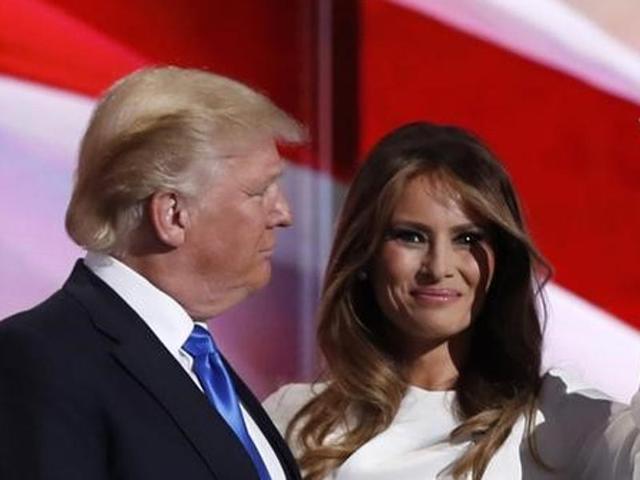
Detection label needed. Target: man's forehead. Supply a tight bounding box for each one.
[211,132,276,154]
[214,140,284,178]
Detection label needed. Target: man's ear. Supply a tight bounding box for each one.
[148,191,190,247]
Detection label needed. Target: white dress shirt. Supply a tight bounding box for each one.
[85,252,286,480]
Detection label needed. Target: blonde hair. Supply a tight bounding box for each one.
[288,122,551,479]
[66,66,305,254]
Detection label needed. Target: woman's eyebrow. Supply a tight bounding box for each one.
[389,220,431,233]
[450,223,483,234]
[390,220,481,234]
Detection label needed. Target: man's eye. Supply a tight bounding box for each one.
[252,182,279,198]
[389,229,426,244]
[248,186,269,198]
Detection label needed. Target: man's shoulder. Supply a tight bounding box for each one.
[0,273,103,371]
[0,293,102,404]
[0,287,86,337]
[1,260,95,328]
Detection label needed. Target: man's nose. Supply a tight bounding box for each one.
[270,187,293,228]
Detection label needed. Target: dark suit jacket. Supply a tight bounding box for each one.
[0,261,301,480]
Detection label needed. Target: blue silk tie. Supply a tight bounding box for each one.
[183,325,271,480]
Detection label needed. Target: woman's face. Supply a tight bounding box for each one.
[371,175,495,352]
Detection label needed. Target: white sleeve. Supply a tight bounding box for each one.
[263,383,336,479]
[537,370,640,479]
[263,383,321,438]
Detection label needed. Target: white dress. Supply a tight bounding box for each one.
[263,370,640,479]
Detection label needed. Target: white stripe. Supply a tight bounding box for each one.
[543,282,640,403]
[0,76,85,302]
[392,0,640,105]
[0,74,94,164]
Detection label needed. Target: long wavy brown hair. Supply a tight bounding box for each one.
[287,122,552,479]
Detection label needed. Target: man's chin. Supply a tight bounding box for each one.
[252,263,272,290]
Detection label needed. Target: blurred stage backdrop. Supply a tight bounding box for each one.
[1,0,639,400]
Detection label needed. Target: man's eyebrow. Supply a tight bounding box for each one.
[266,170,285,183]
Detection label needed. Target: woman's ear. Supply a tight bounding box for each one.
[148,191,190,247]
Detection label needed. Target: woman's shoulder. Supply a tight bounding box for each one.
[263,382,327,436]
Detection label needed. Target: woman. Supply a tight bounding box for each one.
[264,122,639,479]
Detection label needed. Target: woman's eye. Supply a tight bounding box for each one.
[390,229,426,244]
[456,231,484,246]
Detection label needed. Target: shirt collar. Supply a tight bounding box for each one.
[84,252,196,359]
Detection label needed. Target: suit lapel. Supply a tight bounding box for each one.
[63,262,259,480]
[227,362,302,480]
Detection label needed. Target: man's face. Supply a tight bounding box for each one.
[182,139,292,318]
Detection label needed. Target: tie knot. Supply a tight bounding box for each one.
[183,325,218,358]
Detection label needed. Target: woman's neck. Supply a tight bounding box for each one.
[402,333,469,391]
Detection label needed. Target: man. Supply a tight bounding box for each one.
[0,67,305,479]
